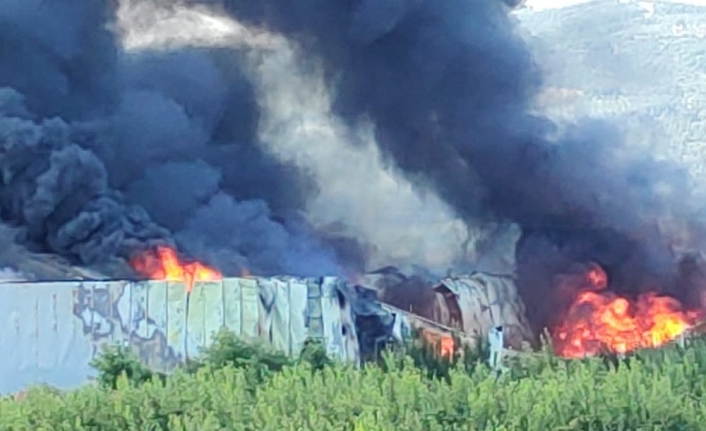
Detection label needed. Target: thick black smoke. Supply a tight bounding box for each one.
[195,0,706,329]
[0,0,342,276]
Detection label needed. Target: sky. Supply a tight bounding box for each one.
[523,0,706,10]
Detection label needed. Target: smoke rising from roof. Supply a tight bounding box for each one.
[0,0,344,277]
[187,0,706,326]
[117,0,495,274]
[189,0,696,231]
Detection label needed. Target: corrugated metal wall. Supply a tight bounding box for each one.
[0,277,360,394]
[0,273,532,394]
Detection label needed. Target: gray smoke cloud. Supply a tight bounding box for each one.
[0,0,343,277]
[190,0,695,229]
[115,0,514,275]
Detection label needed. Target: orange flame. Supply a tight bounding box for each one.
[440,336,455,357]
[130,246,222,293]
[421,330,455,357]
[553,265,701,358]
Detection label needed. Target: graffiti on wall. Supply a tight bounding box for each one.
[72,280,183,372]
[0,276,368,393]
[71,277,363,373]
[0,272,532,393]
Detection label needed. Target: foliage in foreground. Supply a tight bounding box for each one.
[4,331,706,431]
[90,329,332,391]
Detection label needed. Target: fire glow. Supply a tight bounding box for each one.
[552,264,702,358]
[130,246,222,293]
[422,331,455,358]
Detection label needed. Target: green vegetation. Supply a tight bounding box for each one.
[3,330,706,430]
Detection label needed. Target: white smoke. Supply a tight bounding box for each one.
[117,0,278,51]
[247,43,470,271]
[0,267,26,282]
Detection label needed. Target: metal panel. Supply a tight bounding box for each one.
[239,278,260,339]
[184,280,224,359]
[105,281,130,347]
[184,292,202,359]
[130,281,151,342]
[306,279,324,340]
[200,280,225,347]
[166,281,188,364]
[0,282,95,393]
[256,278,280,349]
[319,277,347,361]
[287,278,309,356]
[11,284,37,374]
[36,285,60,371]
[144,281,169,371]
[222,278,242,337]
[260,277,306,355]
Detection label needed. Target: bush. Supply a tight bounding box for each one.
[91,329,340,391]
[186,329,296,388]
[4,330,706,430]
[90,344,166,390]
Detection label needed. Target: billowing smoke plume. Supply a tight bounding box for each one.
[1,0,511,279]
[186,0,706,329]
[115,0,491,274]
[189,0,694,227]
[0,0,342,276]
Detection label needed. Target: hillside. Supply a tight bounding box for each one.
[517,0,706,180]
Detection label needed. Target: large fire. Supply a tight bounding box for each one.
[130,246,222,293]
[128,246,700,357]
[553,264,702,358]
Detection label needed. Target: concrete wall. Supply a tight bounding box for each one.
[0,277,362,394]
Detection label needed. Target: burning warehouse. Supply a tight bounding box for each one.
[1,0,706,391]
[0,248,534,393]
